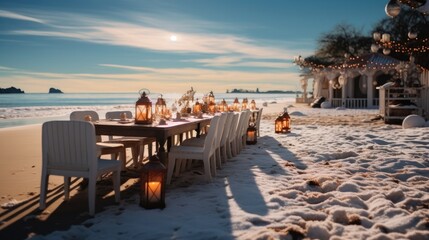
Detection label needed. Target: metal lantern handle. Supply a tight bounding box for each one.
[139,88,151,97]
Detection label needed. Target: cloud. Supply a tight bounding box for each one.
[0,10,44,23]
[190,56,295,68]
[6,10,306,60]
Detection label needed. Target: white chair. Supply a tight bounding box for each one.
[105,111,156,163]
[236,110,251,154]
[180,113,227,171]
[219,112,234,162]
[226,113,240,158]
[255,108,263,137]
[70,110,140,170]
[167,115,220,184]
[40,120,121,216]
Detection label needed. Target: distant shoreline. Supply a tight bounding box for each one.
[227,89,301,94]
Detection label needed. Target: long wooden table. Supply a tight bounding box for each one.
[94,117,212,163]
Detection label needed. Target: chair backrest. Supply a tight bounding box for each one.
[237,110,251,138]
[106,111,133,120]
[42,120,97,174]
[228,113,240,143]
[203,115,220,156]
[214,113,227,148]
[70,110,102,142]
[70,110,100,121]
[220,112,234,146]
[255,108,263,134]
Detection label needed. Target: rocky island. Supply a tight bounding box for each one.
[49,88,63,93]
[0,87,25,94]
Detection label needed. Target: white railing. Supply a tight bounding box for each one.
[295,97,314,104]
[331,98,379,109]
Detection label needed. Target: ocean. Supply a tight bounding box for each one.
[0,92,296,129]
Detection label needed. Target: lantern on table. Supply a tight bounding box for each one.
[135,89,153,124]
[208,91,215,105]
[193,98,202,115]
[219,99,228,112]
[275,115,283,133]
[155,94,167,118]
[140,155,166,209]
[246,123,257,145]
[242,98,248,110]
[250,99,256,110]
[281,107,291,133]
[232,98,240,111]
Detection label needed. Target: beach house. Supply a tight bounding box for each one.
[297,53,429,121]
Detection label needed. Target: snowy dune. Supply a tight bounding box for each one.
[27,106,429,240]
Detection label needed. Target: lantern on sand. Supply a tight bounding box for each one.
[281,107,291,133]
[135,89,152,124]
[155,94,167,118]
[275,115,283,133]
[140,155,166,209]
[246,123,257,145]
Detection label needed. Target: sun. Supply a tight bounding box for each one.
[170,35,177,42]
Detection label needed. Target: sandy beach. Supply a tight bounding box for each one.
[1,101,428,240]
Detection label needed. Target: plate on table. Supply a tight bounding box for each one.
[118,119,134,124]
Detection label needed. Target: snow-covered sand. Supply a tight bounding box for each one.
[26,105,429,240]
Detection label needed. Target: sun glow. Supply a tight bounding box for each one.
[170,35,177,42]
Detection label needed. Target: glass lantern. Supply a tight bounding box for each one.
[135,90,153,124]
[220,99,228,112]
[281,107,291,133]
[241,98,248,110]
[208,91,215,105]
[275,115,283,133]
[250,99,256,110]
[155,94,167,118]
[193,98,202,115]
[208,101,216,115]
[232,98,240,112]
[246,123,257,145]
[140,155,166,209]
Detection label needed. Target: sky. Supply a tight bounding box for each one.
[0,0,388,93]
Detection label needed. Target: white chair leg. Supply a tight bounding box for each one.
[204,158,212,182]
[167,155,176,185]
[64,177,70,201]
[210,156,216,177]
[174,159,183,177]
[113,170,120,202]
[39,173,49,210]
[88,177,96,216]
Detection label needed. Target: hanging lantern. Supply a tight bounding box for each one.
[241,98,248,110]
[281,107,291,133]
[275,115,283,133]
[135,90,153,124]
[250,99,256,110]
[246,123,257,145]
[140,155,166,209]
[232,98,240,111]
[385,0,401,18]
[193,98,202,115]
[155,94,167,118]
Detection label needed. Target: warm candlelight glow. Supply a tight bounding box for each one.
[145,181,161,203]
